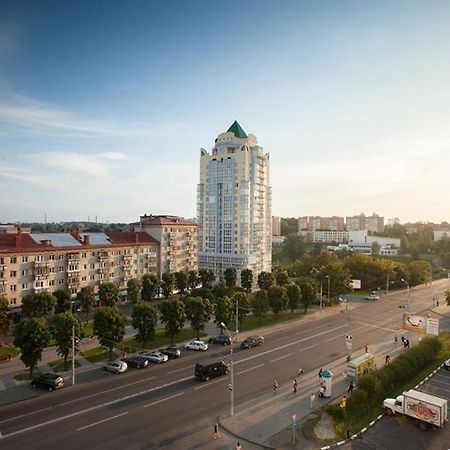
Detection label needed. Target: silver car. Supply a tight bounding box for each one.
[104,360,128,374]
[141,351,169,364]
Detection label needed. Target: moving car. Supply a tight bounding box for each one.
[209,335,231,345]
[195,359,229,381]
[365,291,380,301]
[241,336,264,349]
[121,356,149,369]
[159,346,181,359]
[185,340,208,351]
[141,351,169,364]
[104,360,128,374]
[31,373,64,391]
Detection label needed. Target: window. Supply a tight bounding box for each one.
[10,298,16,305]
[82,276,86,281]
[49,254,55,260]
[91,264,95,269]
[10,257,17,264]
[10,271,17,277]
[22,256,28,263]
[58,255,64,260]
[82,253,87,258]
[58,279,64,286]
[84,264,87,270]
[10,285,16,292]
[90,275,94,281]
[22,269,28,276]
[49,280,55,286]
[22,283,28,290]
[58,267,64,272]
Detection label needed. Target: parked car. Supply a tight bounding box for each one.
[185,340,209,351]
[31,373,64,391]
[121,356,149,369]
[141,351,169,364]
[444,358,450,370]
[104,360,128,374]
[365,291,380,301]
[195,359,229,381]
[241,336,264,349]
[159,346,181,359]
[209,335,231,345]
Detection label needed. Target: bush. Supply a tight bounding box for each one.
[349,388,368,406]
[327,404,345,420]
[356,373,382,399]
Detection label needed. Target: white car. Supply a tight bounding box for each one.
[141,351,169,364]
[185,340,208,351]
[104,360,128,374]
[444,359,450,370]
[365,291,380,301]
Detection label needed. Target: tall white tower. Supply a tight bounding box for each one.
[197,121,272,282]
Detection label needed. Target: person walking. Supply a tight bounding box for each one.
[318,368,323,379]
[364,344,369,353]
[394,334,398,344]
[406,339,410,348]
[385,354,390,365]
[298,367,303,377]
[213,422,220,440]
[310,392,316,409]
[236,443,242,450]
[348,380,355,393]
[273,379,278,393]
[293,378,298,394]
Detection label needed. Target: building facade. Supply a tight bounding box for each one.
[197,121,271,281]
[272,216,281,236]
[0,229,159,308]
[299,230,349,244]
[298,216,345,231]
[135,214,198,276]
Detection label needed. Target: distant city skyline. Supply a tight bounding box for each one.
[1,1,450,223]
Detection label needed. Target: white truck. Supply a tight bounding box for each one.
[383,389,448,429]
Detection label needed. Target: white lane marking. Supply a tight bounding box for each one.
[168,367,190,374]
[353,321,396,332]
[235,324,349,366]
[237,364,264,375]
[270,353,294,363]
[76,412,128,431]
[0,406,52,425]
[299,343,319,352]
[0,375,193,439]
[193,378,225,390]
[143,392,184,408]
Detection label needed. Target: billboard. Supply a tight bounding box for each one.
[426,318,440,336]
[351,279,361,289]
[402,313,426,334]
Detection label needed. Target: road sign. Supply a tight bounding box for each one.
[228,383,233,391]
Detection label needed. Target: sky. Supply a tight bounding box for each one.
[1,0,450,224]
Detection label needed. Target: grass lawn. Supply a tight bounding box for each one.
[0,346,19,358]
[14,368,41,381]
[81,346,118,363]
[48,358,81,372]
[239,312,304,332]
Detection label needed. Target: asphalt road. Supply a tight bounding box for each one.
[1,280,449,450]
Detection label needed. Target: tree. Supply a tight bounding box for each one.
[53,288,72,314]
[446,290,450,306]
[93,307,126,360]
[198,269,215,288]
[21,291,57,318]
[175,271,189,296]
[251,290,269,323]
[257,271,275,290]
[267,285,286,315]
[371,241,381,256]
[214,296,233,331]
[98,282,120,307]
[127,278,141,304]
[314,263,352,299]
[184,296,213,339]
[284,233,307,261]
[159,300,186,344]
[241,269,254,292]
[188,270,199,291]
[408,260,431,286]
[0,296,10,346]
[142,273,159,301]
[285,284,301,313]
[299,281,316,313]
[275,270,289,286]
[131,302,158,347]
[224,267,237,289]
[232,292,251,327]
[77,286,95,322]
[52,312,83,371]
[161,272,175,298]
[14,317,50,378]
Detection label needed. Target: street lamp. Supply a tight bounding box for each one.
[400,278,410,312]
[220,322,234,417]
[326,275,331,303]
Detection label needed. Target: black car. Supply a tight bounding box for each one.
[121,356,149,369]
[241,336,264,349]
[195,359,229,381]
[31,373,64,391]
[209,335,231,345]
[159,346,181,359]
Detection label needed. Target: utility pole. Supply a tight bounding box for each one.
[235,298,239,344]
[72,324,75,386]
[386,273,389,295]
[319,282,323,314]
[221,322,234,416]
[326,275,331,303]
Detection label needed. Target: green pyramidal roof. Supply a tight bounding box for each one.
[227,120,247,138]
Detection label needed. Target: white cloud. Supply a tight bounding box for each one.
[99,152,129,161]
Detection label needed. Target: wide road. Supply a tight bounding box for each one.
[1,280,449,449]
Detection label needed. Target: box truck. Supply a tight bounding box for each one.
[383,389,448,429]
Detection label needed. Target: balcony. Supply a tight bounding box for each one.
[34,261,48,268]
[67,253,80,262]
[67,266,80,273]
[34,284,48,291]
[34,273,49,281]
[0,264,7,270]
[123,254,132,260]
[0,279,6,286]
[97,267,107,274]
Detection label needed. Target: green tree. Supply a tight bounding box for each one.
[198,269,215,288]
[240,269,253,292]
[142,273,159,301]
[98,282,120,307]
[285,283,301,313]
[257,271,275,290]
[275,270,289,286]
[175,271,189,296]
[281,218,299,236]
[53,288,72,314]
[131,302,158,347]
[159,300,186,344]
[251,290,269,323]
[284,233,307,261]
[299,280,316,313]
[93,307,126,360]
[14,317,50,378]
[214,296,233,331]
[77,286,95,322]
[315,263,352,299]
[232,292,250,328]
[0,296,10,346]
[267,285,286,315]
[188,270,199,291]
[21,291,57,318]
[161,272,175,298]
[408,260,431,286]
[224,267,237,289]
[184,296,213,339]
[52,312,83,371]
[371,241,381,256]
[127,278,142,304]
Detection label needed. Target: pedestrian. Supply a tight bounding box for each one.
[298,367,303,377]
[385,354,390,365]
[394,334,398,344]
[236,443,242,450]
[293,378,298,394]
[433,298,436,308]
[348,380,355,393]
[403,339,407,349]
[437,299,440,307]
[406,339,410,348]
[213,422,220,440]
[364,344,369,353]
[401,336,405,344]
[273,379,278,393]
[318,386,326,398]
[310,392,316,409]
[318,368,323,378]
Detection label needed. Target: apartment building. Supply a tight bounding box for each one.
[135,214,198,275]
[197,121,271,281]
[298,216,345,231]
[346,213,384,233]
[299,230,349,244]
[0,229,159,308]
[272,216,281,236]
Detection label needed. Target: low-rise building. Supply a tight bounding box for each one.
[299,230,349,244]
[434,230,450,241]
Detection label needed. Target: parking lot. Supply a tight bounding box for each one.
[344,363,450,450]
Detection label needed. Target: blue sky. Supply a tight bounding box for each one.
[1,0,450,223]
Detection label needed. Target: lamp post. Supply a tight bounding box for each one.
[319,282,323,314]
[400,278,410,312]
[220,322,234,416]
[326,275,330,303]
